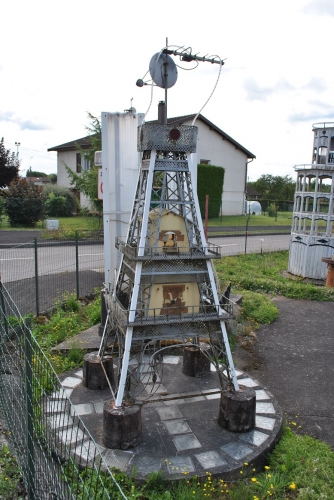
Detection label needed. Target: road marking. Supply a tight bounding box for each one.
[218,244,238,247]
[78,253,104,257]
[0,257,34,261]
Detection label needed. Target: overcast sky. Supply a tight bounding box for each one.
[1,0,334,181]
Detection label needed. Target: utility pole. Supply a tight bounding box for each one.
[15,142,21,160]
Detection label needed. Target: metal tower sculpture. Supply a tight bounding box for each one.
[102,45,239,410]
[288,122,334,280]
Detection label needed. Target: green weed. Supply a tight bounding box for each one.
[0,444,24,498]
[216,251,334,302]
[239,290,279,325]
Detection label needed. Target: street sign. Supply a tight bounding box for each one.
[98,168,103,200]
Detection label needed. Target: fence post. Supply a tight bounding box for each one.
[34,238,39,316]
[0,278,9,337]
[24,317,35,500]
[204,195,209,240]
[244,209,250,254]
[75,231,79,300]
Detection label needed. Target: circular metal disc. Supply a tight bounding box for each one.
[149,52,178,89]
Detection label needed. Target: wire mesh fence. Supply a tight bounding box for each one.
[0,281,127,500]
[0,232,104,316]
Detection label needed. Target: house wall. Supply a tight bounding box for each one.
[57,150,91,208]
[184,119,248,216]
[55,118,250,216]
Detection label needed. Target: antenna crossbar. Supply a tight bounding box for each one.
[163,49,224,65]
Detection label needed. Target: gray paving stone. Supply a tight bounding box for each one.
[156,406,183,420]
[145,401,165,408]
[256,402,275,414]
[141,373,161,384]
[46,399,67,414]
[195,450,227,469]
[164,419,192,435]
[48,414,73,430]
[238,377,258,388]
[134,456,161,474]
[255,389,270,401]
[70,403,94,416]
[58,427,86,445]
[163,356,182,364]
[185,396,206,403]
[206,393,220,400]
[51,388,73,400]
[220,441,253,460]
[72,442,105,463]
[74,369,83,378]
[61,377,82,389]
[102,449,133,469]
[94,401,105,414]
[239,430,269,446]
[144,384,168,395]
[256,416,276,431]
[173,434,202,451]
[164,398,186,406]
[166,455,195,474]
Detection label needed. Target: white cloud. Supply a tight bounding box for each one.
[302,77,327,91]
[244,78,294,101]
[0,110,49,131]
[302,0,334,16]
[289,108,334,123]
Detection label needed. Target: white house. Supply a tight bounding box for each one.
[48,113,255,215]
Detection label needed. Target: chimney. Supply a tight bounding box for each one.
[158,101,165,124]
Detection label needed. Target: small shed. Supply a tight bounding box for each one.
[245,200,262,215]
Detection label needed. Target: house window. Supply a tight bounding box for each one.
[76,153,81,173]
[76,153,91,173]
[200,159,210,164]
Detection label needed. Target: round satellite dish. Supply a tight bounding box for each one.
[149,53,178,89]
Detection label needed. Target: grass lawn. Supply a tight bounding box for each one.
[208,213,292,227]
[0,215,101,231]
[2,251,334,498]
[0,213,292,232]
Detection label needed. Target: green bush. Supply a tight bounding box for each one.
[268,203,278,217]
[4,178,46,227]
[240,290,279,324]
[197,164,225,218]
[44,185,78,216]
[0,194,5,222]
[46,192,67,216]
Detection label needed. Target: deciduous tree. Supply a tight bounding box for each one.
[0,138,19,188]
[65,113,102,212]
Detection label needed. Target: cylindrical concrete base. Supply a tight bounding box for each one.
[326,263,334,288]
[83,352,114,390]
[182,343,211,377]
[103,401,142,449]
[218,386,256,433]
[98,291,108,336]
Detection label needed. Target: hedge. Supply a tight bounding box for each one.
[197,164,225,218]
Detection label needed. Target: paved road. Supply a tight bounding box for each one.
[234,296,334,450]
[0,234,290,284]
[0,243,104,283]
[210,233,290,256]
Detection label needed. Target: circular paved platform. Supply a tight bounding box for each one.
[56,354,282,481]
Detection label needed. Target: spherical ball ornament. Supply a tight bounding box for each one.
[169,128,181,141]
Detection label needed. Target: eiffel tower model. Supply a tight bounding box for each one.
[101,48,248,449]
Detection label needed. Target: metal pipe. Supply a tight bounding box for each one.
[75,231,79,300]
[24,317,35,499]
[34,238,39,316]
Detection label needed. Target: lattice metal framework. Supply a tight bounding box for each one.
[108,123,238,407]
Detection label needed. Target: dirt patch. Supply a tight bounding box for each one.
[234,332,267,372]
